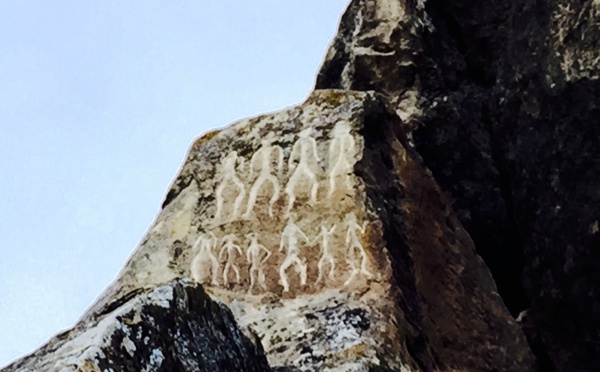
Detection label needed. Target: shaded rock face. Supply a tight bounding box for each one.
[2,280,270,372]
[54,90,531,371]
[317,0,600,370]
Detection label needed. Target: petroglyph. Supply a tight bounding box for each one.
[327,121,357,198]
[190,232,220,286]
[285,128,321,216]
[279,216,310,292]
[313,223,337,284]
[214,151,246,223]
[343,213,372,286]
[244,140,284,218]
[245,232,272,293]
[219,234,243,286]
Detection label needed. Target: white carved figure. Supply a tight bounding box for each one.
[284,128,321,215]
[214,151,246,223]
[245,232,272,293]
[190,232,220,286]
[219,234,243,286]
[312,223,337,284]
[343,213,372,286]
[327,121,357,198]
[279,215,310,292]
[244,140,284,218]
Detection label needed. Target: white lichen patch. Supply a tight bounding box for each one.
[121,336,136,357]
[145,349,165,370]
[147,285,173,309]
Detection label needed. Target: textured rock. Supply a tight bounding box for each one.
[68,90,532,371]
[5,0,595,370]
[2,280,270,372]
[317,0,600,370]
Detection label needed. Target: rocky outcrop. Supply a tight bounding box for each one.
[317,0,600,370]
[36,90,528,371]
[2,280,270,372]
[5,0,598,371]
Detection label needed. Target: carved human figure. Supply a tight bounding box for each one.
[244,140,284,218]
[343,213,372,286]
[279,215,310,292]
[214,151,246,223]
[312,223,337,284]
[327,121,357,198]
[245,232,272,293]
[284,128,321,215]
[219,234,243,286]
[190,232,220,286]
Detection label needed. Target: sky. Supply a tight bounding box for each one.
[0,1,349,366]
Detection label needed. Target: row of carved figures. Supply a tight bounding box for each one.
[214,122,358,223]
[191,212,372,293]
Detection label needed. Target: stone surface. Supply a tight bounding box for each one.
[2,280,270,372]
[66,90,531,371]
[5,0,596,370]
[317,0,600,370]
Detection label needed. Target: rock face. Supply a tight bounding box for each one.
[16,90,530,371]
[2,280,270,372]
[4,0,598,371]
[317,0,600,370]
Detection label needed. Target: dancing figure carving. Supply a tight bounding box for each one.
[312,223,337,284]
[284,128,321,215]
[214,151,246,223]
[244,140,284,218]
[279,216,310,292]
[327,121,357,198]
[343,213,372,286]
[245,232,272,293]
[190,232,220,286]
[219,234,243,286]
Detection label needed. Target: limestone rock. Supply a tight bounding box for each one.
[62,90,531,371]
[2,280,270,372]
[317,0,600,370]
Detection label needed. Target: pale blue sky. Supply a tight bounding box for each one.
[0,1,349,366]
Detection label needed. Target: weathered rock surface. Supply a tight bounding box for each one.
[5,0,597,370]
[2,280,270,372]
[317,0,600,370]
[36,89,529,371]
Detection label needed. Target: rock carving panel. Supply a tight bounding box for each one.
[189,120,376,296]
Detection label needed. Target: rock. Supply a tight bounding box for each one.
[69,90,532,371]
[317,0,600,370]
[5,0,595,370]
[1,280,271,372]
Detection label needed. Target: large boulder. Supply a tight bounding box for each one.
[73,89,533,371]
